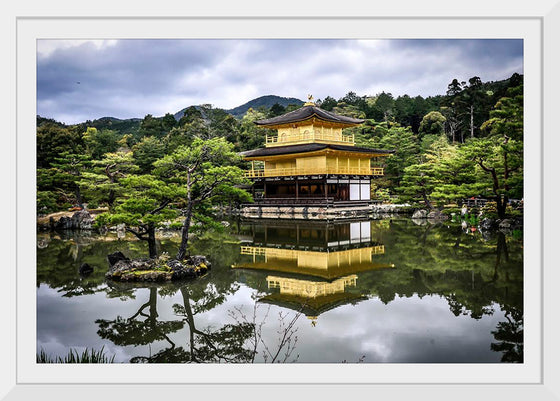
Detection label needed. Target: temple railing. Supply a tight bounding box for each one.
[265,132,354,147]
[240,245,386,257]
[244,166,384,178]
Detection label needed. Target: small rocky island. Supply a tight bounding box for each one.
[105,251,211,282]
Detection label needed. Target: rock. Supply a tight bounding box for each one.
[479,218,496,230]
[498,219,513,229]
[107,251,130,267]
[37,238,50,249]
[411,218,428,226]
[55,216,73,230]
[412,209,428,219]
[105,258,156,279]
[167,259,184,271]
[105,254,210,282]
[53,210,94,230]
[79,263,94,275]
[427,210,448,221]
[187,255,212,270]
[71,210,94,229]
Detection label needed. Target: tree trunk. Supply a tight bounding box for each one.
[470,105,474,138]
[422,190,433,210]
[176,201,194,260]
[496,195,508,219]
[108,189,115,208]
[147,223,158,259]
[75,185,83,207]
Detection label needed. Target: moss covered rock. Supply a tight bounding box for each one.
[105,254,211,282]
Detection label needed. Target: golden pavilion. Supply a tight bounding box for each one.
[241,96,393,214]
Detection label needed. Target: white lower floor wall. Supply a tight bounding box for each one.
[350,181,371,201]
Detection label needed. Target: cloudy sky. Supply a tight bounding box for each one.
[37,39,523,125]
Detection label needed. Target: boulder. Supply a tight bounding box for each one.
[479,218,496,231]
[55,216,74,230]
[412,209,428,219]
[105,254,211,282]
[107,251,130,268]
[187,255,212,270]
[498,219,513,229]
[166,259,184,271]
[71,210,94,229]
[427,210,448,221]
[53,210,94,230]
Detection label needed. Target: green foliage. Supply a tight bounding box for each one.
[376,126,420,185]
[36,190,59,214]
[236,107,269,151]
[82,127,120,159]
[481,84,523,141]
[80,151,139,208]
[37,152,92,209]
[37,346,115,363]
[132,136,166,173]
[419,111,446,137]
[153,137,251,259]
[98,174,185,226]
[37,123,84,168]
[138,114,166,138]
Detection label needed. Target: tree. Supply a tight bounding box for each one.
[398,162,439,209]
[153,137,250,260]
[237,108,269,151]
[376,126,420,186]
[96,174,186,258]
[132,136,166,174]
[464,76,483,139]
[138,114,165,138]
[268,103,286,117]
[373,92,395,126]
[37,123,84,168]
[161,112,177,132]
[82,127,120,159]
[462,83,523,218]
[79,151,138,208]
[38,152,92,208]
[318,96,337,111]
[419,111,446,138]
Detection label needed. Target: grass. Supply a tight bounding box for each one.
[37,346,116,363]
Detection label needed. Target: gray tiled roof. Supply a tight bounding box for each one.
[254,105,365,126]
[241,143,394,158]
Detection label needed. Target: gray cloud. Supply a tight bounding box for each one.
[37,39,523,124]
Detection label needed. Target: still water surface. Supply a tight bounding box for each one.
[36,218,523,363]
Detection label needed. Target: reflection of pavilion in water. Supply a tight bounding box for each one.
[233,219,395,321]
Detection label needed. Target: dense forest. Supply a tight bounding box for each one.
[37,73,524,226]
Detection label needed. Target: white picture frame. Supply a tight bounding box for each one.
[4,0,559,399]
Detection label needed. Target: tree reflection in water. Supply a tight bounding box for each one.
[95,281,302,363]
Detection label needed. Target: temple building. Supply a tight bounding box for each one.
[232,219,395,323]
[240,96,393,219]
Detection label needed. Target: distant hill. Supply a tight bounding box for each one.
[225,95,304,118]
[75,116,143,134]
[173,105,204,121]
[173,95,305,121]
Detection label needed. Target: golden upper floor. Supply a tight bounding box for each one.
[254,103,364,148]
[265,123,354,147]
[244,151,385,177]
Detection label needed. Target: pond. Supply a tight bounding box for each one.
[36,218,523,363]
